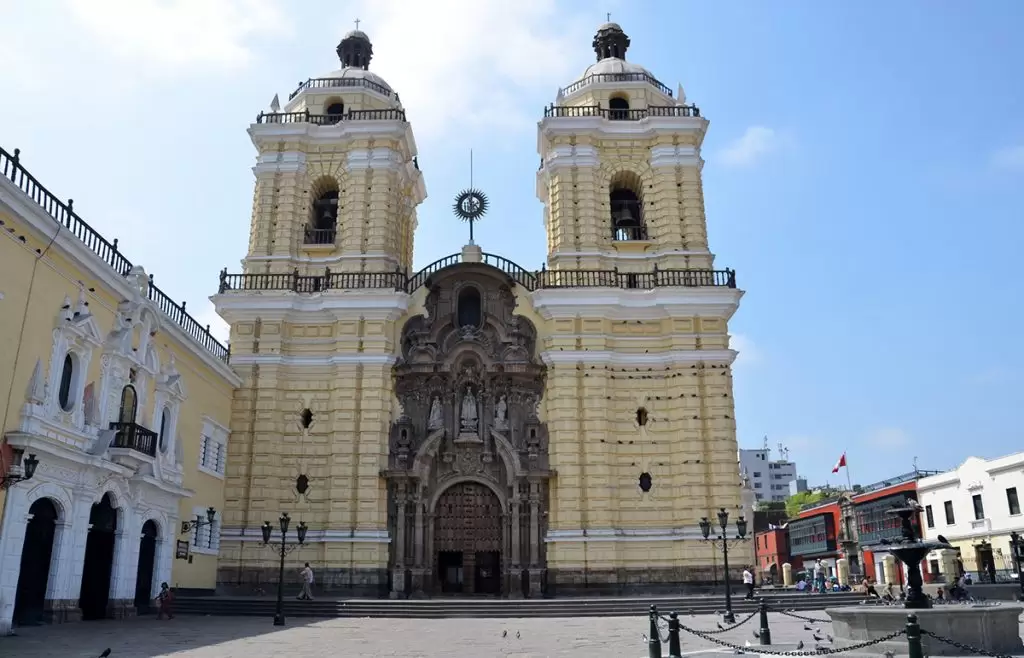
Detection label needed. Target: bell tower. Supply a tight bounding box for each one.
[537,22,710,272]
[244,29,425,276]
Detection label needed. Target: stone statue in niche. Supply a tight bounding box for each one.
[494,394,508,430]
[427,396,443,430]
[458,385,479,441]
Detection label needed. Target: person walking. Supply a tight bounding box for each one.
[155,582,175,620]
[813,559,827,594]
[298,562,315,601]
[742,567,755,599]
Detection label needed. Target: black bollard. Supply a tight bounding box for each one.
[668,611,682,658]
[906,614,923,658]
[758,598,771,645]
[649,605,662,658]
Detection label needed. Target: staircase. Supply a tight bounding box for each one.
[174,591,864,619]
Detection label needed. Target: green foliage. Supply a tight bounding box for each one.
[785,491,828,518]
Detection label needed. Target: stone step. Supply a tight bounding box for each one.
[174,592,860,619]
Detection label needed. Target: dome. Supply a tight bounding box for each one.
[317,66,393,94]
[581,57,651,79]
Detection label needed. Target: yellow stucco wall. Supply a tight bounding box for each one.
[0,201,236,592]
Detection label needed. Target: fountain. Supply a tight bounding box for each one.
[826,503,1024,655]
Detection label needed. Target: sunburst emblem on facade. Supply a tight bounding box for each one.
[453,188,488,222]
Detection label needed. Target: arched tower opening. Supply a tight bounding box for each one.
[306,177,340,245]
[609,171,646,241]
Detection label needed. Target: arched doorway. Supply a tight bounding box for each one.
[134,520,158,614]
[13,498,59,626]
[433,482,503,595]
[80,493,117,620]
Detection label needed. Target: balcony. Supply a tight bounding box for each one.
[217,252,738,295]
[612,225,647,241]
[543,104,701,120]
[255,109,406,125]
[303,226,336,246]
[969,518,991,532]
[108,422,158,458]
[288,76,398,102]
[559,72,673,98]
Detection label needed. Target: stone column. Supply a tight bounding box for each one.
[528,482,542,598]
[882,554,897,586]
[509,496,523,598]
[411,494,427,598]
[107,511,139,619]
[0,488,31,634]
[44,519,81,623]
[391,486,407,599]
[937,549,958,585]
[153,531,174,596]
[782,562,793,586]
[836,558,850,587]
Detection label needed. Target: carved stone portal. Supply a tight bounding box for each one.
[384,264,551,598]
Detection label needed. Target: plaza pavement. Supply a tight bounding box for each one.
[1,608,1021,657]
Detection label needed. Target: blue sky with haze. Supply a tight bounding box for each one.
[2,1,1021,486]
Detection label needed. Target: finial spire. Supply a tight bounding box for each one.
[606,12,611,22]
[354,17,361,30]
[592,22,630,61]
[337,27,373,69]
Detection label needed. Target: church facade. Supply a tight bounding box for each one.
[214,23,748,597]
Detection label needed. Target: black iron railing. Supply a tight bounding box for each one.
[287,76,398,102]
[612,225,648,241]
[255,109,407,125]
[303,227,336,245]
[559,72,673,97]
[0,147,230,363]
[109,421,158,457]
[218,254,737,294]
[543,104,701,120]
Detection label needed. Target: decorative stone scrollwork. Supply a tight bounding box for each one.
[384,263,552,597]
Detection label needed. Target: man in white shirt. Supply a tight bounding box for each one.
[813,559,826,593]
[298,563,315,601]
[742,567,755,599]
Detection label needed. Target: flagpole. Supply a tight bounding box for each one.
[844,451,853,492]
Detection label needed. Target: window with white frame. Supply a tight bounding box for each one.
[189,505,221,554]
[198,418,228,477]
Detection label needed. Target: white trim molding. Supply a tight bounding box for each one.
[545,528,709,543]
[228,353,398,367]
[538,115,708,155]
[211,289,410,324]
[531,287,743,321]
[540,349,737,367]
[221,527,391,544]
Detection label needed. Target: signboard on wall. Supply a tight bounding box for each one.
[176,540,190,560]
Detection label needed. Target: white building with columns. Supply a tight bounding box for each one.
[0,145,239,633]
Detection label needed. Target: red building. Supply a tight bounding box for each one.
[754,527,795,583]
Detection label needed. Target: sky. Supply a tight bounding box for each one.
[1,1,1022,487]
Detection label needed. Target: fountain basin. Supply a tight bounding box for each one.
[827,605,1024,656]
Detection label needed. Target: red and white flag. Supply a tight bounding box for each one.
[831,452,847,474]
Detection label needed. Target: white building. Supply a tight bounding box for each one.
[917,452,1024,582]
[739,445,798,503]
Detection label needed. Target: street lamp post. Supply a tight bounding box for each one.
[699,507,749,624]
[180,506,217,535]
[261,512,308,626]
[0,452,38,489]
[1010,531,1024,601]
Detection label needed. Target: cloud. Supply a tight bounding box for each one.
[347,0,593,142]
[730,332,762,366]
[717,126,786,168]
[990,145,1024,173]
[193,301,231,346]
[64,0,291,70]
[864,427,911,448]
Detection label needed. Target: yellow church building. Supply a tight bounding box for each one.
[0,23,749,628]
[0,149,239,633]
[213,23,747,599]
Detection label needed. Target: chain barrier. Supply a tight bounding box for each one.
[921,630,1016,658]
[672,619,906,656]
[671,609,758,634]
[776,609,831,624]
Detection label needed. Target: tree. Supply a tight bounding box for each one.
[785,491,828,519]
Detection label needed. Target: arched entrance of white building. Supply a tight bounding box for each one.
[134,520,159,614]
[12,498,59,626]
[80,493,117,620]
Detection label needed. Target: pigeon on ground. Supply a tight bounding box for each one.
[642,634,648,643]
[99,651,111,658]
[884,651,896,658]
[753,629,760,638]
[516,631,520,639]
[717,622,725,630]
[796,641,804,650]
[502,630,507,638]
[804,624,813,631]
[812,633,824,641]
[826,634,834,643]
